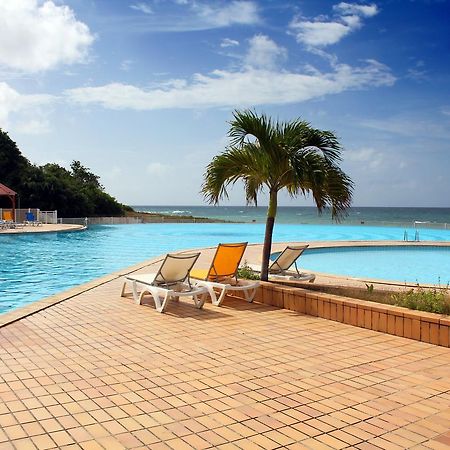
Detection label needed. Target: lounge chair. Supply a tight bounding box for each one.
[2,210,13,221]
[190,242,260,306]
[24,211,42,226]
[1,211,24,229]
[248,245,316,282]
[121,252,209,313]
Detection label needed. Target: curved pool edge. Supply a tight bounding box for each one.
[0,223,86,235]
[2,240,449,327]
[0,253,165,328]
[288,240,450,288]
[0,243,221,328]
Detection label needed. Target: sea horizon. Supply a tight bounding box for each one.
[132,205,450,227]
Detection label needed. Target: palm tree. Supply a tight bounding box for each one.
[201,109,354,281]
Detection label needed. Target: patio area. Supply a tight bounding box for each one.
[1,266,449,449]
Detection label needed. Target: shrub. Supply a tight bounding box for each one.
[237,263,260,280]
[391,286,450,315]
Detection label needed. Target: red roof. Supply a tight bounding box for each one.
[0,183,16,196]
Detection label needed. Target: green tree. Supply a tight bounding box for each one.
[0,128,30,191]
[0,128,128,216]
[70,160,103,190]
[201,110,354,281]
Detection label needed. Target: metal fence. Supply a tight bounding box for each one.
[59,217,142,225]
[334,219,449,229]
[88,217,143,225]
[58,217,89,226]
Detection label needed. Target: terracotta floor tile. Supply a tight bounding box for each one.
[0,276,448,450]
[50,430,75,447]
[30,433,57,449]
[248,433,279,449]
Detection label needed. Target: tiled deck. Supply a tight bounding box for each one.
[1,272,450,449]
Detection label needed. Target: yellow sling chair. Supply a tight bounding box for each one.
[190,242,260,307]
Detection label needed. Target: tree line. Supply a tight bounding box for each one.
[0,129,130,217]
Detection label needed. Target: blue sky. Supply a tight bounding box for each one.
[0,0,449,207]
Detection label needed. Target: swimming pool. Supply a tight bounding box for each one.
[299,245,450,286]
[1,222,450,314]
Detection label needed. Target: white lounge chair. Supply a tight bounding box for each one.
[190,242,260,306]
[121,253,209,313]
[248,245,315,282]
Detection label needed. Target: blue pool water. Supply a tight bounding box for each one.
[300,246,450,286]
[1,222,450,314]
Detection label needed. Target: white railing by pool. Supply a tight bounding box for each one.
[58,217,89,226]
[39,211,58,224]
[0,208,57,224]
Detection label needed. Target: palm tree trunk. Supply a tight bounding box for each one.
[261,189,278,281]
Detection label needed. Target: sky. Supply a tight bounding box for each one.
[0,0,449,208]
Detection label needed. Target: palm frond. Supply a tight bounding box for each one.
[203,109,353,220]
[201,145,267,205]
[228,109,276,148]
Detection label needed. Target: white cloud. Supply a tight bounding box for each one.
[333,2,378,17]
[14,119,51,135]
[361,117,450,139]
[193,1,260,27]
[290,21,352,47]
[245,35,287,70]
[147,162,170,176]
[221,38,240,48]
[290,2,379,48]
[0,0,94,73]
[65,59,394,111]
[345,147,384,170]
[129,1,260,31]
[130,2,153,14]
[120,59,134,71]
[0,82,54,130]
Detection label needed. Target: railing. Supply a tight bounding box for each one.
[58,217,89,226]
[0,208,57,224]
[87,217,143,225]
[39,211,58,224]
[343,219,450,229]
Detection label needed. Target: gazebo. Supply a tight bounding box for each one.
[0,183,17,221]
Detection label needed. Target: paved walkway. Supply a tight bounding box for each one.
[0,224,84,235]
[1,266,449,449]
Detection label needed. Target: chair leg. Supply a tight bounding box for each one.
[156,290,170,313]
[132,281,141,304]
[192,293,206,309]
[243,288,257,303]
[204,285,218,305]
[213,287,228,307]
[120,281,127,298]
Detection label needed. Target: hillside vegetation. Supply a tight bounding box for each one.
[0,129,129,217]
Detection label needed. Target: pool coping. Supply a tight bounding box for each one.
[2,240,449,330]
[0,223,86,235]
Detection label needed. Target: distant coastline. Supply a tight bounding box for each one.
[126,210,233,223]
[132,205,450,227]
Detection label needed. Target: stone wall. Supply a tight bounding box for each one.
[234,282,450,347]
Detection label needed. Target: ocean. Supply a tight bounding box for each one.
[133,206,450,228]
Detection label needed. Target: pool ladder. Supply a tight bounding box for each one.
[403,230,420,241]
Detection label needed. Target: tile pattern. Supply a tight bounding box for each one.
[1,275,450,449]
